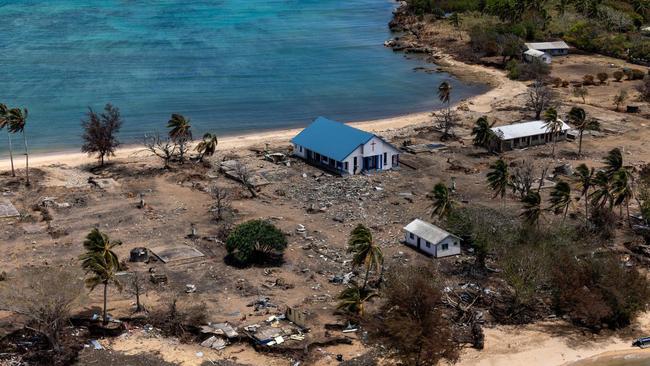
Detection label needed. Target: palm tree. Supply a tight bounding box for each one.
[79,228,122,325]
[575,163,595,220]
[196,132,218,161]
[549,181,572,223]
[567,107,599,156]
[7,108,29,185]
[543,107,563,158]
[487,159,510,206]
[0,104,15,177]
[336,285,377,317]
[611,169,634,226]
[347,224,383,290]
[521,191,542,227]
[438,81,452,107]
[471,116,497,150]
[590,170,614,210]
[430,182,455,219]
[603,148,623,178]
[167,114,192,161]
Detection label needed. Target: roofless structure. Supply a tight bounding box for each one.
[291,117,400,175]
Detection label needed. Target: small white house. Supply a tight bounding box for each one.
[291,117,400,175]
[524,41,570,56]
[524,49,552,64]
[403,219,461,258]
[491,120,572,152]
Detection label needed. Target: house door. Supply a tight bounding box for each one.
[417,237,421,249]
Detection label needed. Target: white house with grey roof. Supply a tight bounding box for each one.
[524,49,552,64]
[491,120,571,151]
[403,219,461,258]
[525,41,570,56]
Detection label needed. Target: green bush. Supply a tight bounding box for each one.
[225,219,287,265]
[407,0,481,14]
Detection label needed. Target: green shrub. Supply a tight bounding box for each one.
[225,219,287,264]
[596,72,608,84]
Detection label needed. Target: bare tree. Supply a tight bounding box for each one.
[527,81,556,119]
[143,133,177,169]
[433,109,461,140]
[511,160,535,199]
[0,267,83,351]
[210,186,230,221]
[126,271,146,313]
[81,104,123,166]
[233,162,258,198]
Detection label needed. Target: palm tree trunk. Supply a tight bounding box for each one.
[626,197,631,228]
[7,131,15,177]
[103,281,108,325]
[578,130,584,155]
[584,189,589,223]
[362,263,371,291]
[563,203,569,223]
[22,132,29,185]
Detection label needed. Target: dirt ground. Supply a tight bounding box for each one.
[1,52,650,366]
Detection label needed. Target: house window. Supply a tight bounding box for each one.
[441,243,449,250]
[426,241,431,248]
[409,233,414,240]
[383,152,387,164]
[344,162,349,171]
[299,146,303,153]
[392,155,399,166]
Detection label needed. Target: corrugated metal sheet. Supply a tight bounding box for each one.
[291,116,374,161]
[491,120,571,140]
[525,41,569,50]
[403,219,455,245]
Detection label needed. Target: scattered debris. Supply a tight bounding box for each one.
[129,247,149,262]
[149,244,205,264]
[0,199,19,219]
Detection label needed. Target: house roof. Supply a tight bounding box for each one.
[525,41,569,50]
[291,116,375,161]
[491,120,571,140]
[524,49,547,57]
[403,219,457,245]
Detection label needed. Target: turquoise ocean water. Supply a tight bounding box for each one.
[0,0,486,155]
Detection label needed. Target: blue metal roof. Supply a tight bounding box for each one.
[291,117,375,161]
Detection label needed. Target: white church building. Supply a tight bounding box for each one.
[291,117,400,175]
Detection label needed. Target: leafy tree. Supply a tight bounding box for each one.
[549,181,572,222]
[543,107,563,158]
[430,182,455,219]
[81,104,123,166]
[7,107,29,184]
[575,163,595,220]
[449,12,462,39]
[471,116,497,151]
[336,285,377,317]
[167,114,192,161]
[79,228,122,325]
[225,219,287,264]
[347,224,383,290]
[596,72,609,84]
[487,159,510,206]
[196,132,218,161]
[572,85,588,103]
[365,265,460,366]
[0,103,15,176]
[567,107,599,155]
[613,70,624,81]
[613,90,628,111]
[520,191,542,227]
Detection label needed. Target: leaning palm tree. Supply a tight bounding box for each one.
[430,182,455,219]
[611,169,634,226]
[471,116,496,150]
[79,228,122,325]
[567,107,599,156]
[543,107,563,158]
[167,114,192,161]
[195,132,218,161]
[603,147,623,178]
[438,81,452,107]
[574,163,595,220]
[590,170,614,210]
[336,285,377,317]
[0,104,15,177]
[347,224,383,290]
[487,159,510,206]
[549,181,572,223]
[7,108,29,185]
[520,191,542,227]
